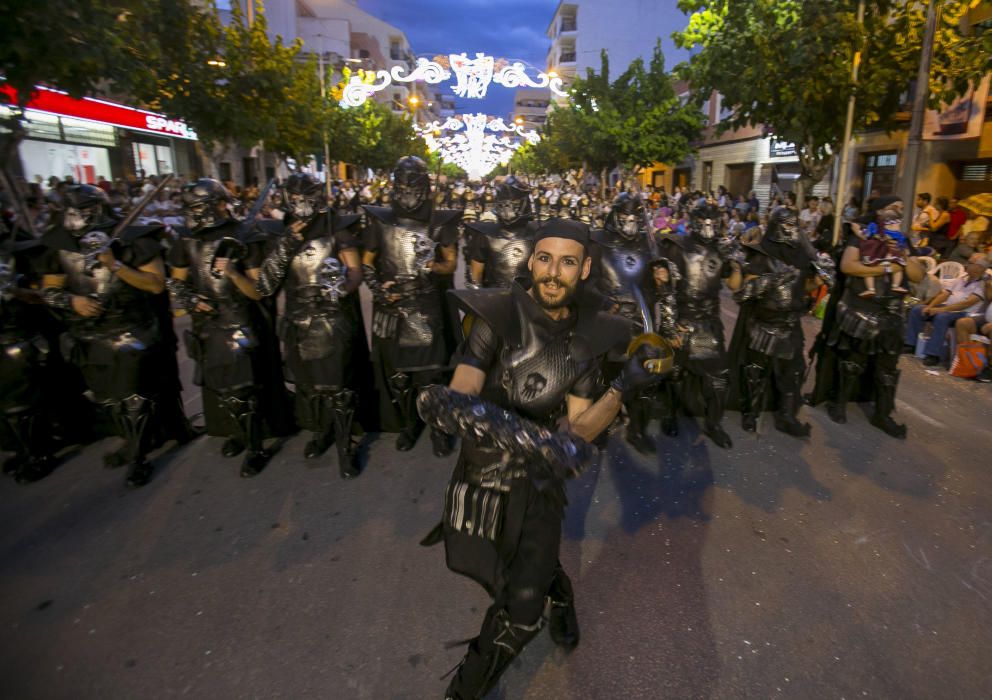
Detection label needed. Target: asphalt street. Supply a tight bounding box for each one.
[1,297,991,700]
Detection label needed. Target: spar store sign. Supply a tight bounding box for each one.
[0,84,198,140]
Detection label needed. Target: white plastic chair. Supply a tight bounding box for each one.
[915,255,937,273]
[934,260,964,282]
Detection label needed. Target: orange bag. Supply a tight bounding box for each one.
[949,341,988,379]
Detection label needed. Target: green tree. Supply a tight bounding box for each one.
[519,45,703,189]
[674,0,990,202]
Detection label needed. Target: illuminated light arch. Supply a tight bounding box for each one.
[339,52,567,107]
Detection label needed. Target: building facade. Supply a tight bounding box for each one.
[511,88,551,132]
[1,85,200,185]
[545,0,687,102]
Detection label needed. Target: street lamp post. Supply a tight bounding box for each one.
[316,36,333,201]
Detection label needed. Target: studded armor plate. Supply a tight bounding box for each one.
[595,230,651,324]
[483,227,533,289]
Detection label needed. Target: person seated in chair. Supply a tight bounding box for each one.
[904,260,988,366]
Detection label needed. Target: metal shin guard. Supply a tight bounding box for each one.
[446,608,545,700]
[546,565,580,650]
[742,363,768,431]
[309,389,335,441]
[331,389,360,478]
[870,369,906,438]
[219,393,263,455]
[112,395,155,464]
[387,371,417,430]
[830,360,865,423]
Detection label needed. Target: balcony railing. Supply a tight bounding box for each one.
[560,19,576,32]
[559,52,576,64]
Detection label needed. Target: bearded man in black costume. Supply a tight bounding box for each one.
[255,173,365,477]
[417,217,671,700]
[361,156,461,456]
[657,199,742,447]
[167,178,294,478]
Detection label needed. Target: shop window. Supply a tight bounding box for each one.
[219,162,232,182]
[862,151,898,202]
[60,117,116,147]
[21,110,61,141]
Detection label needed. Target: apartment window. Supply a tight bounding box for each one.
[561,17,576,32]
[861,151,898,202]
[358,49,370,59]
[390,41,402,60]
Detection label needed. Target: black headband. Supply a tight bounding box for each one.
[532,217,590,248]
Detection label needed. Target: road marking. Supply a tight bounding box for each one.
[895,400,945,429]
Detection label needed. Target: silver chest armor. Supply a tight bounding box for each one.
[484,229,533,289]
[375,217,436,291]
[289,238,337,289]
[682,247,724,301]
[183,238,240,303]
[59,250,115,300]
[598,235,649,321]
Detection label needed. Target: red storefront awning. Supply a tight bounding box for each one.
[1,84,197,141]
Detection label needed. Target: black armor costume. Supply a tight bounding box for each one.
[809,204,910,438]
[255,173,364,477]
[39,185,170,487]
[590,193,670,453]
[729,207,830,436]
[168,178,294,477]
[421,277,631,700]
[657,201,741,447]
[0,223,58,482]
[361,157,462,455]
[465,176,535,290]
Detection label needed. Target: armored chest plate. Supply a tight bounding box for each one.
[485,231,533,289]
[377,218,435,282]
[289,238,337,288]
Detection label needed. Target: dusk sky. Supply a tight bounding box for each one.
[358,0,561,118]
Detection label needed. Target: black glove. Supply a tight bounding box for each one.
[611,340,668,402]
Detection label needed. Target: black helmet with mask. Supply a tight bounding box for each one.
[62,184,115,235]
[181,178,233,232]
[688,199,722,243]
[764,206,802,247]
[391,156,430,215]
[605,192,645,240]
[282,172,326,225]
[492,175,532,227]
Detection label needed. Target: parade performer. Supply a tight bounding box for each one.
[361,156,461,456]
[418,217,671,700]
[809,197,924,437]
[40,185,173,487]
[657,200,742,446]
[167,178,294,477]
[465,176,535,289]
[0,218,60,482]
[255,173,365,477]
[729,206,834,436]
[591,192,680,453]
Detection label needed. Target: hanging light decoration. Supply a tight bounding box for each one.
[413,113,541,180]
[340,52,567,108]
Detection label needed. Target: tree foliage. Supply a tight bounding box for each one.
[514,43,703,181]
[673,0,990,199]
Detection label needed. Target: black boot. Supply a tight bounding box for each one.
[303,390,335,460]
[220,394,271,477]
[221,437,245,458]
[430,427,455,457]
[624,397,655,454]
[828,360,863,424]
[332,389,361,479]
[445,608,544,700]
[114,395,156,488]
[870,368,907,439]
[395,421,424,451]
[703,372,733,448]
[4,410,57,483]
[774,392,811,438]
[741,363,767,433]
[547,565,580,651]
[657,377,680,436]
